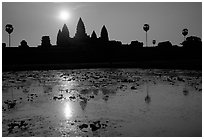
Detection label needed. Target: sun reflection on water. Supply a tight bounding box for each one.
[64,102,73,119]
[57,74,79,92]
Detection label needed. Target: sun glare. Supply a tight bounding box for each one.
[64,102,72,118]
[59,10,70,21]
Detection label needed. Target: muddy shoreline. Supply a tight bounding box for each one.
[3,59,202,72]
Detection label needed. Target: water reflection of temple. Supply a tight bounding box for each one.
[145,83,151,104]
[79,97,88,111]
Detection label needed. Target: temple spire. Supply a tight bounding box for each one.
[56,29,62,45]
[100,25,109,42]
[91,31,97,39]
[74,17,87,39]
[62,24,69,37]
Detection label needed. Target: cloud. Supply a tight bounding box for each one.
[71,3,93,11]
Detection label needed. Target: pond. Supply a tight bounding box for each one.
[2,68,202,137]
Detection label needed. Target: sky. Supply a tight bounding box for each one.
[2,2,202,46]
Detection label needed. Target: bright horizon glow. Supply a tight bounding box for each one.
[59,10,70,21]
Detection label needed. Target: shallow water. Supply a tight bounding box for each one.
[2,69,202,137]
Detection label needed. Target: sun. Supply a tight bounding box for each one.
[59,10,70,21]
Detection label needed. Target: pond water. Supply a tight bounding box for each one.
[2,69,202,137]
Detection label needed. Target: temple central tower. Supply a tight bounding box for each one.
[74,17,88,39]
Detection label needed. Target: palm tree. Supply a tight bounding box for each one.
[182,28,188,41]
[5,24,14,47]
[152,40,156,47]
[143,24,150,47]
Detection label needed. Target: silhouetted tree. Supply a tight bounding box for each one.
[130,40,143,47]
[152,40,156,47]
[19,40,29,48]
[2,43,6,48]
[100,25,109,42]
[172,45,179,48]
[109,40,122,47]
[157,41,172,48]
[181,36,202,49]
[143,24,149,47]
[182,28,188,41]
[40,36,51,47]
[5,24,14,47]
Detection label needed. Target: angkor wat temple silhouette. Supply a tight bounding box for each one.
[33,17,130,49]
[54,17,113,48]
[3,17,201,49]
[2,18,202,71]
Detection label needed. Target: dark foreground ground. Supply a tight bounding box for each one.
[3,47,201,71]
[3,60,201,71]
